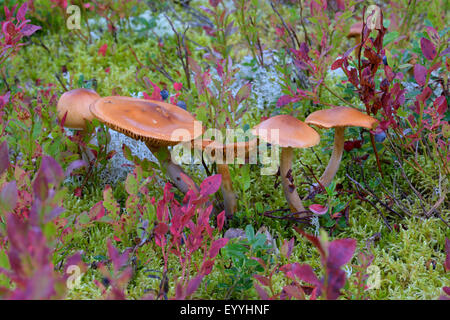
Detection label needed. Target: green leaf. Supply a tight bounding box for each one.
[125,173,138,195]
[0,249,9,269]
[78,212,90,225]
[245,224,255,242]
[43,222,57,238]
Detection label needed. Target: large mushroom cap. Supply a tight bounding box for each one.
[305,106,378,129]
[57,88,100,130]
[252,114,320,149]
[90,96,201,147]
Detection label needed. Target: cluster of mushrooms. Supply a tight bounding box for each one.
[57,88,378,220]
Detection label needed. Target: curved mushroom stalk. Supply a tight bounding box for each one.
[147,143,197,194]
[280,147,307,217]
[305,107,378,189]
[319,127,345,188]
[217,164,237,219]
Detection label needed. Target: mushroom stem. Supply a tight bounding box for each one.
[216,164,237,219]
[280,147,307,216]
[147,143,197,194]
[319,126,345,187]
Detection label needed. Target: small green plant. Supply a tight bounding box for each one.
[310,181,350,234]
[217,224,273,299]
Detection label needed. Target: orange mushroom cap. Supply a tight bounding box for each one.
[305,106,378,130]
[347,22,363,38]
[57,88,100,130]
[198,138,258,163]
[251,114,320,149]
[90,96,201,147]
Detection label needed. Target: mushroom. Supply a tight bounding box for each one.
[305,106,378,188]
[89,96,202,193]
[196,138,258,218]
[347,21,364,55]
[252,115,320,216]
[56,88,101,162]
[57,88,100,130]
[347,22,363,43]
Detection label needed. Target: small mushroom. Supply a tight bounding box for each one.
[57,88,100,130]
[347,22,363,43]
[197,138,258,218]
[305,106,378,188]
[90,96,202,193]
[252,115,320,216]
[347,21,365,55]
[57,88,101,162]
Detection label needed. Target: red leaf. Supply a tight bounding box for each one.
[217,210,225,232]
[209,0,221,8]
[253,274,270,286]
[309,204,328,215]
[254,283,269,299]
[276,95,299,107]
[251,257,267,269]
[0,141,10,175]
[154,223,168,236]
[209,238,228,258]
[21,24,41,37]
[280,238,295,258]
[185,275,204,297]
[336,0,345,10]
[417,86,432,103]
[98,44,108,57]
[331,58,343,70]
[384,65,395,82]
[65,159,87,177]
[179,172,199,193]
[414,64,427,86]
[292,263,322,287]
[201,259,215,275]
[421,38,437,61]
[173,82,183,91]
[326,268,347,300]
[434,96,447,115]
[327,238,357,269]
[344,140,355,152]
[89,201,105,221]
[283,284,304,299]
[146,79,162,101]
[74,187,82,198]
[0,181,18,212]
[16,2,27,21]
[235,83,252,105]
[200,174,222,197]
[426,27,440,43]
